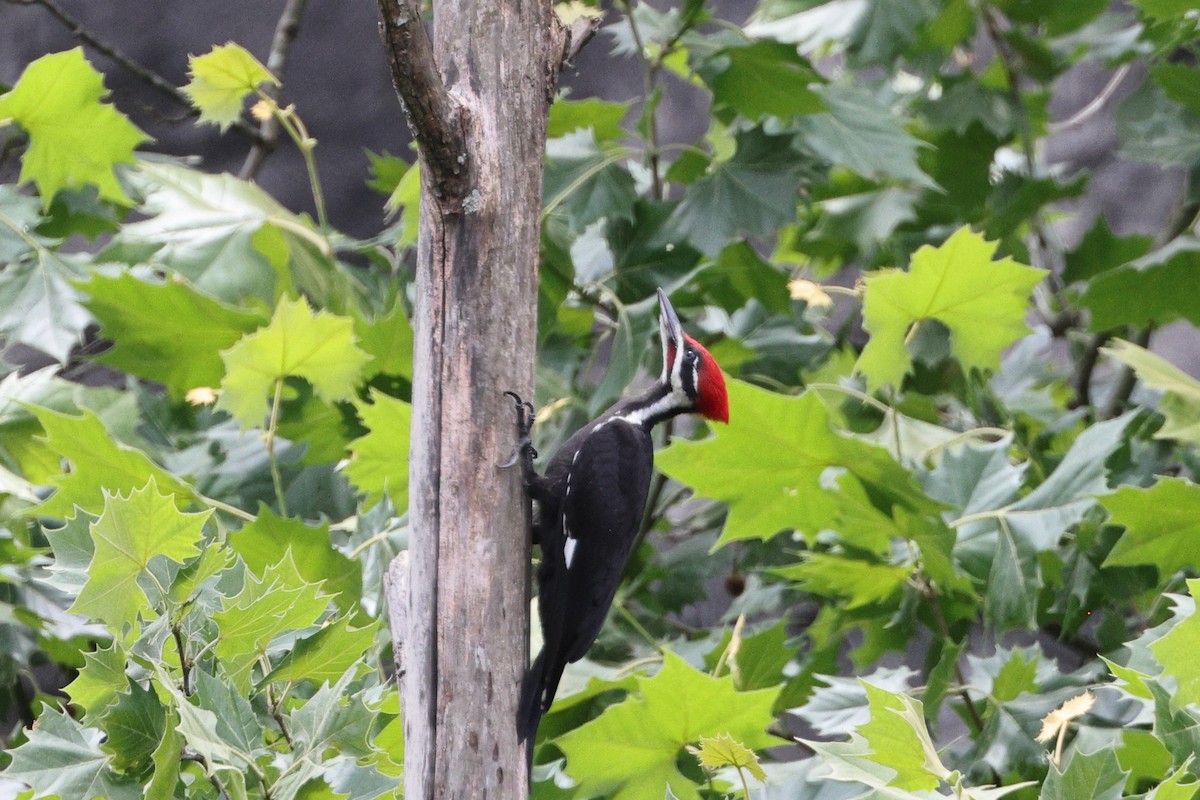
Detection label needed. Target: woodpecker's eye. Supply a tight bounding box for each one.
[684,347,698,363]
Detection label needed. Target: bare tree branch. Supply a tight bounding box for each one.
[375,0,469,205]
[240,0,310,180]
[5,0,264,143]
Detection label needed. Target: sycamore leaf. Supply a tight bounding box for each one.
[775,553,912,610]
[1150,579,1200,710]
[795,85,932,186]
[691,734,767,781]
[706,41,822,121]
[216,296,369,428]
[656,379,935,548]
[214,552,331,691]
[265,615,377,686]
[182,42,277,131]
[858,682,949,791]
[146,711,183,800]
[556,651,779,800]
[1102,477,1200,580]
[81,271,267,396]
[0,49,148,207]
[1041,748,1127,800]
[1,706,140,800]
[856,227,1047,389]
[102,679,166,771]
[31,406,193,519]
[1103,338,1200,447]
[0,186,92,362]
[64,641,127,722]
[548,97,630,143]
[70,478,209,635]
[354,302,414,380]
[345,390,412,511]
[1081,237,1200,331]
[104,160,329,304]
[230,506,360,611]
[668,128,808,256]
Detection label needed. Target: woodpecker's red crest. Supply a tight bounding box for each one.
[657,289,729,424]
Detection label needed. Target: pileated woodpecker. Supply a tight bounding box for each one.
[507,288,729,746]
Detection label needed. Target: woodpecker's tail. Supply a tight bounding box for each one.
[518,648,571,774]
[518,650,547,746]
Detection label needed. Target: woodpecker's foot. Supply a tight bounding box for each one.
[500,391,538,469]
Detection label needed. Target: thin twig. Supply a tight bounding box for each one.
[1102,326,1152,419]
[241,0,310,179]
[5,0,263,143]
[173,623,193,695]
[1048,64,1133,133]
[266,377,289,516]
[618,0,664,201]
[915,576,986,735]
[1070,332,1109,411]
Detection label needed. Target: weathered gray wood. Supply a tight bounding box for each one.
[375,1,570,797]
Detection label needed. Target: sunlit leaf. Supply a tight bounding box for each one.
[0,49,147,207]
[856,226,1046,388]
[182,42,277,131]
[217,296,369,429]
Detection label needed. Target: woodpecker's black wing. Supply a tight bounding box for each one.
[521,418,654,740]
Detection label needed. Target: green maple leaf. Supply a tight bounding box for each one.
[216,295,369,428]
[64,641,127,722]
[81,271,266,396]
[70,478,209,635]
[656,379,935,548]
[105,160,330,304]
[706,41,822,121]
[775,553,912,610]
[265,615,378,686]
[1102,478,1200,580]
[31,406,193,519]
[1150,579,1200,709]
[214,552,331,691]
[1104,338,1200,447]
[0,187,92,362]
[0,48,148,207]
[855,226,1047,389]
[1,706,140,800]
[355,301,414,380]
[345,390,412,511]
[230,506,360,611]
[692,733,767,781]
[182,42,277,130]
[556,651,779,800]
[1041,748,1128,800]
[857,682,948,791]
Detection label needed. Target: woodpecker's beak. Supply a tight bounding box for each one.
[657,287,684,382]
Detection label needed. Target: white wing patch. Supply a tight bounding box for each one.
[564,535,578,568]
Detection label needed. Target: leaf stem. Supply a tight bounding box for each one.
[266,377,288,517]
[735,764,752,799]
[263,95,329,231]
[194,492,258,522]
[615,602,664,653]
[348,527,397,559]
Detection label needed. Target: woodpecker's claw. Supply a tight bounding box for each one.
[501,391,538,469]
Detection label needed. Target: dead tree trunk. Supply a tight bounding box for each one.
[374,2,594,797]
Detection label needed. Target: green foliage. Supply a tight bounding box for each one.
[3,3,1200,799]
[0,49,147,208]
[183,42,278,130]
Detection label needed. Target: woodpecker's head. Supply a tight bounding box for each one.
[657,288,729,424]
